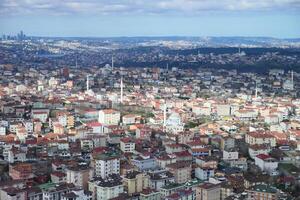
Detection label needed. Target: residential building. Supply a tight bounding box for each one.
[98,109,120,125]
[88,174,123,200]
[123,171,149,194]
[166,161,192,184]
[93,153,120,178]
[66,165,93,190]
[196,183,220,200]
[246,184,278,200]
[120,137,136,153]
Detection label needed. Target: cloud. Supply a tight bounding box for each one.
[0,0,299,16]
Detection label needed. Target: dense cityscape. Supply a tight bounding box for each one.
[0,32,299,200]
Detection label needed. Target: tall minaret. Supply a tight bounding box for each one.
[255,81,258,99]
[120,76,123,103]
[163,100,167,131]
[86,75,89,92]
[292,70,294,90]
[111,56,114,70]
[75,56,78,68]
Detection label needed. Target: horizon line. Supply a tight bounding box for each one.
[5,34,300,40]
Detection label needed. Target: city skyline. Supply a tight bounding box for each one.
[0,0,300,38]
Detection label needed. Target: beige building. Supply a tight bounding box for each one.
[245,131,276,147]
[196,183,220,200]
[66,166,92,190]
[166,161,192,184]
[246,184,278,200]
[216,104,231,116]
[89,174,123,200]
[67,115,75,128]
[123,171,149,194]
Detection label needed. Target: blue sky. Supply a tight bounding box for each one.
[0,0,300,38]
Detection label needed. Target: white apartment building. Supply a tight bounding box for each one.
[223,150,239,161]
[98,109,120,125]
[254,154,278,175]
[120,138,135,153]
[93,153,120,178]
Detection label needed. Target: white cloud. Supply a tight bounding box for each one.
[0,0,299,16]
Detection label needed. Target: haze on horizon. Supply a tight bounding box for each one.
[0,0,300,38]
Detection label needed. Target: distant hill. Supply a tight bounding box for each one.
[32,36,300,48]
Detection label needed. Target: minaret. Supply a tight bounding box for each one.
[75,56,78,68]
[291,70,294,90]
[255,82,258,99]
[111,56,114,70]
[120,76,123,103]
[163,102,167,131]
[86,75,89,92]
